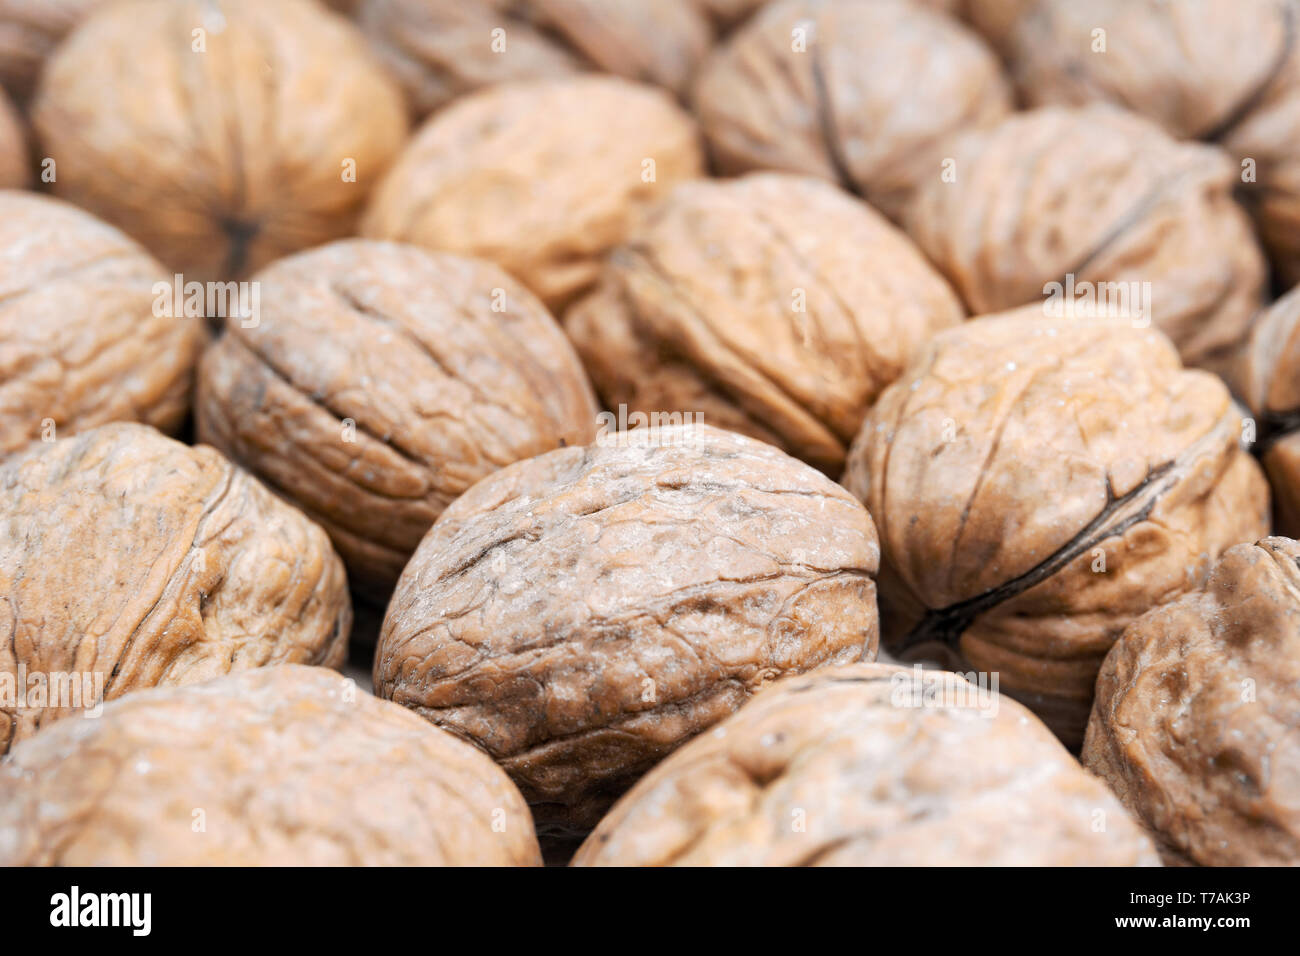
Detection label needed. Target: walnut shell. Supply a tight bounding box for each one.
[0,423,351,754]
[357,0,712,119]
[564,173,964,475]
[1084,538,1300,866]
[691,0,1012,222]
[197,239,599,600]
[362,76,704,312]
[0,192,201,455]
[0,85,25,187]
[0,0,105,106]
[0,665,541,865]
[31,0,408,281]
[842,310,1270,747]
[574,662,1162,865]
[903,104,1268,367]
[376,424,880,834]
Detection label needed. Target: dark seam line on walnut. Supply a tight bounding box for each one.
[809,29,860,198]
[1202,2,1296,144]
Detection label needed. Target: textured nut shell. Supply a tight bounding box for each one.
[0,665,542,865]
[31,0,408,281]
[692,0,1012,221]
[0,423,351,753]
[0,0,105,105]
[1083,538,1300,866]
[197,239,599,599]
[0,86,25,187]
[0,192,201,455]
[564,173,963,475]
[575,662,1162,866]
[358,0,711,118]
[361,76,705,311]
[376,424,880,833]
[843,311,1270,745]
[903,105,1267,367]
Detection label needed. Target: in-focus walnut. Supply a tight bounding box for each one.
[1084,538,1300,866]
[842,310,1270,747]
[0,0,106,106]
[574,662,1162,866]
[903,104,1268,368]
[0,423,351,753]
[0,192,201,455]
[564,173,964,476]
[361,76,705,312]
[691,0,1012,222]
[0,86,25,187]
[31,0,407,281]
[197,239,599,600]
[375,424,880,835]
[357,0,712,119]
[0,665,541,865]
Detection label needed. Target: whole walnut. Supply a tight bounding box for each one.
[842,311,1270,747]
[0,665,542,865]
[0,192,201,455]
[197,239,599,600]
[0,87,25,187]
[564,173,963,475]
[903,104,1268,368]
[574,662,1162,866]
[0,0,105,106]
[363,76,704,311]
[1084,538,1300,866]
[376,424,880,834]
[691,0,1012,221]
[357,0,712,119]
[31,0,407,281]
[0,423,351,754]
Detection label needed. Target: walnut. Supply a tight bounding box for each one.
[563,173,963,476]
[903,104,1268,368]
[375,424,880,835]
[0,665,541,865]
[691,0,1012,222]
[357,0,712,119]
[0,192,201,455]
[0,87,25,187]
[0,423,351,754]
[30,0,407,281]
[1084,538,1300,866]
[362,76,704,311]
[197,239,599,600]
[0,0,105,106]
[842,310,1270,747]
[574,662,1162,865]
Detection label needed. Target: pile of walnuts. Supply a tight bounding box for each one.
[0,0,1295,867]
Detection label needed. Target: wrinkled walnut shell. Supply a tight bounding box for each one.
[564,173,963,475]
[0,423,351,753]
[575,662,1162,866]
[0,665,541,865]
[376,424,880,834]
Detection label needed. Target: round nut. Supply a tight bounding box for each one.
[0,86,26,187]
[842,310,1270,746]
[564,173,964,475]
[197,239,600,600]
[0,423,351,754]
[0,665,542,865]
[376,423,880,834]
[0,0,105,106]
[692,0,1012,221]
[1084,537,1300,866]
[362,76,705,312]
[574,662,1162,866]
[31,0,408,281]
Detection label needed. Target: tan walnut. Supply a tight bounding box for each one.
[691,0,1012,222]
[362,76,705,312]
[0,665,542,865]
[1084,537,1300,866]
[197,239,599,600]
[0,87,25,186]
[0,192,201,455]
[564,173,964,476]
[376,424,880,835]
[0,423,352,754]
[842,310,1269,747]
[575,662,1162,866]
[31,0,408,281]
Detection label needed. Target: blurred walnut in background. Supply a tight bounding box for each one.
[0,0,106,106]
[0,86,25,187]
[565,173,963,475]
